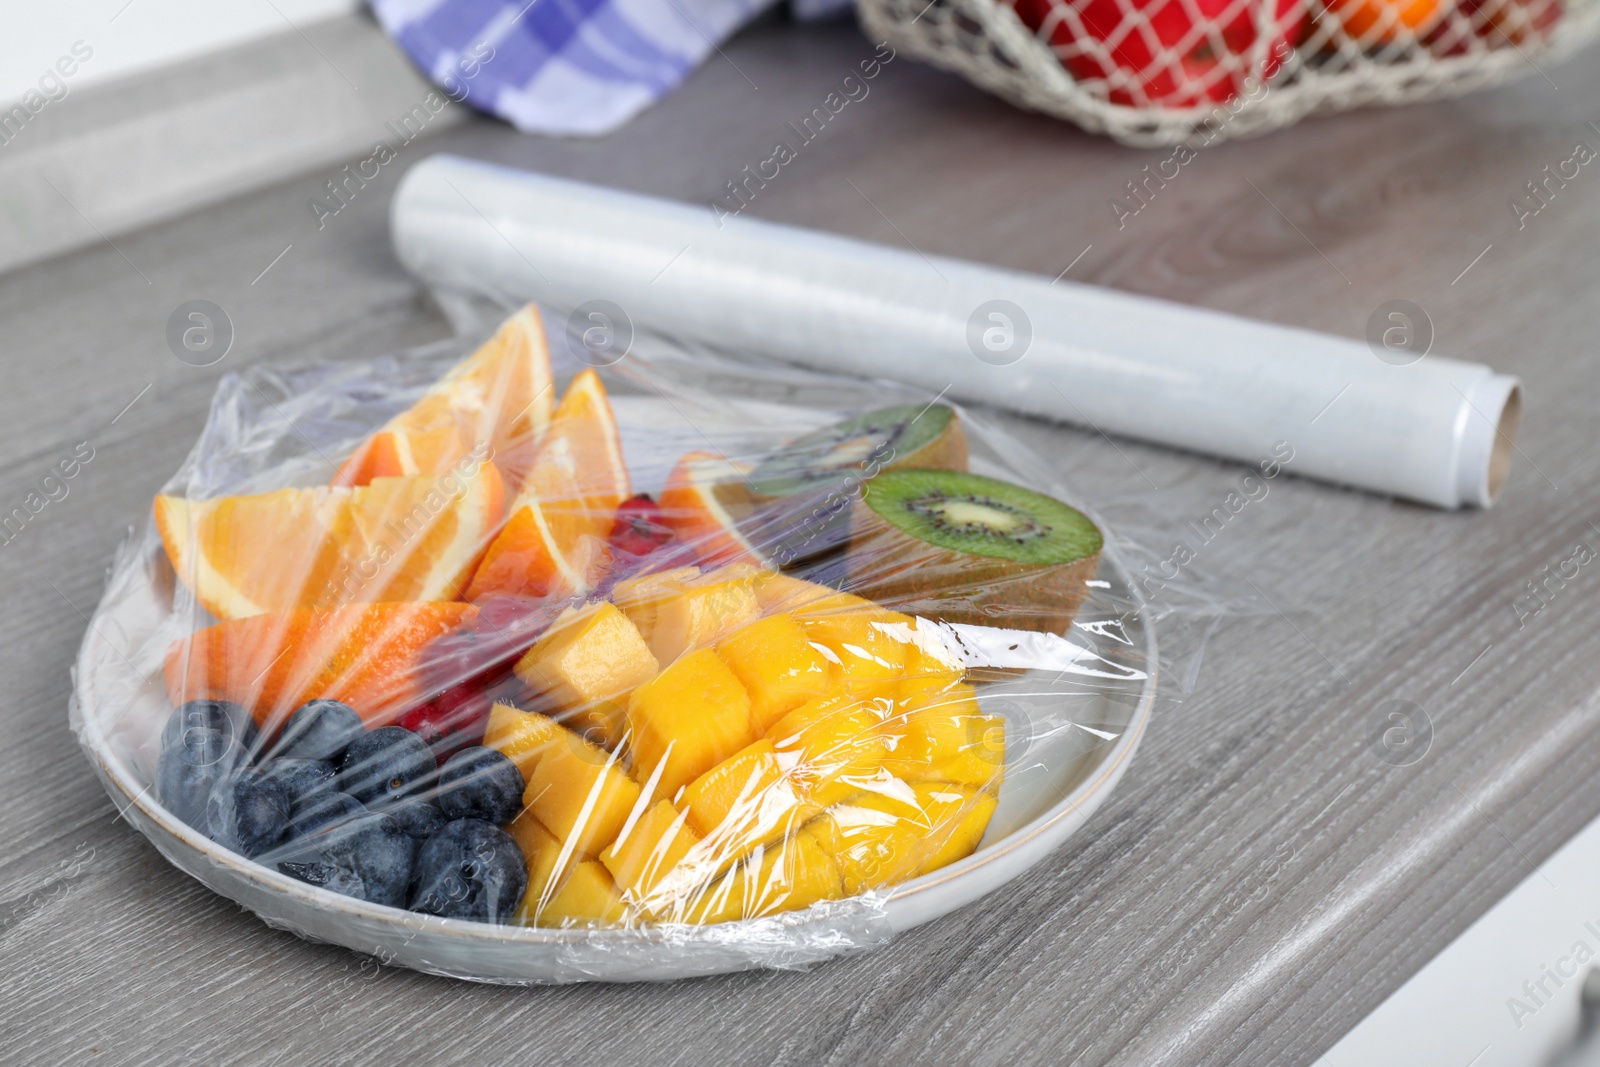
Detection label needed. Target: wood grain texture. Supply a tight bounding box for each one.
[0,13,466,276]
[2,14,1599,1067]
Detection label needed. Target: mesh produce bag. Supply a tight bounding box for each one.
[859,0,1597,145]
[71,304,1174,982]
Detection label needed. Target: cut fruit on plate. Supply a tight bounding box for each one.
[657,451,762,567]
[163,601,477,729]
[846,469,1102,635]
[332,304,554,490]
[467,369,631,602]
[154,463,505,620]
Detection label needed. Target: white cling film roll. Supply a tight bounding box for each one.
[390,154,1522,510]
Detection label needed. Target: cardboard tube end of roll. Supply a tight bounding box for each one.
[1457,376,1522,508]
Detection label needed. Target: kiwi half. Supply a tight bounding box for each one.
[846,469,1102,634]
[746,403,967,501]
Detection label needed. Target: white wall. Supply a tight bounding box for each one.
[1,0,363,104]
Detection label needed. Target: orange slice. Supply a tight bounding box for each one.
[333,304,554,489]
[658,451,762,567]
[466,369,629,602]
[163,601,477,728]
[155,462,505,620]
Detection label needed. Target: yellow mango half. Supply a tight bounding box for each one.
[807,779,995,894]
[483,702,563,784]
[523,727,643,856]
[680,740,817,874]
[626,647,755,804]
[881,683,1005,791]
[714,613,834,733]
[768,695,889,807]
[798,607,918,700]
[514,601,659,747]
[805,780,927,894]
[674,829,844,924]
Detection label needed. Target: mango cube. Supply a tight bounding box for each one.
[676,830,844,924]
[524,727,643,856]
[535,860,629,927]
[680,740,816,873]
[514,602,658,748]
[600,799,703,901]
[715,613,834,733]
[608,565,700,650]
[483,702,563,784]
[631,568,762,665]
[882,683,1005,790]
[807,779,994,893]
[805,779,928,894]
[753,573,870,616]
[798,608,917,700]
[919,782,997,873]
[625,647,755,804]
[509,812,585,924]
[898,623,966,710]
[768,695,889,807]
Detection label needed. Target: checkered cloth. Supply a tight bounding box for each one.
[370,0,855,137]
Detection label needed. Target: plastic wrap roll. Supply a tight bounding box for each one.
[391,154,1522,509]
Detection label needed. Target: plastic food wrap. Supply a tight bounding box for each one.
[70,303,1166,983]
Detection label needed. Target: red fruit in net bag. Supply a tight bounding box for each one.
[1458,0,1560,44]
[1010,0,1302,108]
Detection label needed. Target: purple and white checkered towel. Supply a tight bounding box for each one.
[370,0,853,137]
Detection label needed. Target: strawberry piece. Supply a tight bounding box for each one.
[598,494,679,593]
[609,494,675,559]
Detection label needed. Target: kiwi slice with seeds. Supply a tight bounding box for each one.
[746,403,966,501]
[847,469,1102,635]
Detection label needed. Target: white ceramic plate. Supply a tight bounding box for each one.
[70,385,1156,984]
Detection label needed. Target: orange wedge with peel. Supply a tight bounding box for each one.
[466,369,629,602]
[154,462,505,620]
[163,601,477,729]
[658,451,762,567]
[333,304,554,489]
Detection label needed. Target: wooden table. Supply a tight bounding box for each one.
[4,13,1599,1066]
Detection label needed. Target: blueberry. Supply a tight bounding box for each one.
[260,758,337,809]
[278,812,414,908]
[272,699,364,762]
[205,768,290,857]
[162,700,257,755]
[156,727,244,830]
[435,747,523,825]
[386,799,446,842]
[408,819,526,924]
[284,791,365,838]
[339,727,436,806]
[274,789,361,877]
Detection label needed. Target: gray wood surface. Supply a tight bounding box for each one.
[0,14,464,276]
[3,13,1599,1067]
